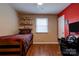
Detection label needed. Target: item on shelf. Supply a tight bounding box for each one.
[19,15,32,29]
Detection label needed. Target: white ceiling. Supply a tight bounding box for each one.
[10,3,71,14]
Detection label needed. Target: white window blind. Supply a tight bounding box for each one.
[36,18,48,33]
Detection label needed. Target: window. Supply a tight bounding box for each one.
[36,18,48,33]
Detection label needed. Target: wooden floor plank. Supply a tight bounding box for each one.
[26,44,61,56]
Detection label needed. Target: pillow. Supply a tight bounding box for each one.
[66,35,77,44]
[19,29,32,34]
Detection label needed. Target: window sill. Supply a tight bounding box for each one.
[35,32,48,34]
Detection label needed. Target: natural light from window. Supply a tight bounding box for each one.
[36,18,48,33]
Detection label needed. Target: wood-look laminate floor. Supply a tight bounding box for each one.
[26,44,61,56]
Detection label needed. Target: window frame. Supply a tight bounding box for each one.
[35,17,48,33]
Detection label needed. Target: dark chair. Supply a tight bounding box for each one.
[59,35,78,56]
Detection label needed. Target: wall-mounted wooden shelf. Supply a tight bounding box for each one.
[19,15,32,29]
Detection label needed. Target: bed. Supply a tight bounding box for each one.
[0,33,33,56]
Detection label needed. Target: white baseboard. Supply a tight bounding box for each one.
[33,42,59,44]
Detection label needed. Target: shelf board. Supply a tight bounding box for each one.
[19,24,32,26]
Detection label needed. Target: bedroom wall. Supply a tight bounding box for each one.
[58,3,79,23]
[58,3,79,37]
[17,13,58,44]
[0,4,19,36]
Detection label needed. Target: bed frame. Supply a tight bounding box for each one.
[0,37,33,56]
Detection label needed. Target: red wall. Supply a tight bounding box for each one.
[58,3,79,37]
[58,3,79,23]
